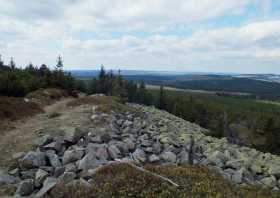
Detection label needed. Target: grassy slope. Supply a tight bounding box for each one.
[49,163,280,198]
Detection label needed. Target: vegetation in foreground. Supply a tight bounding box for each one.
[48,163,280,198]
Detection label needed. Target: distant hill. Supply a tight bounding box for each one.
[124,74,280,97]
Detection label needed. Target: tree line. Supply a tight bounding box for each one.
[88,66,152,105]
[0,55,86,97]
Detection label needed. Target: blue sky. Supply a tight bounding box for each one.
[0,0,280,73]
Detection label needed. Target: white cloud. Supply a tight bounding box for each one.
[0,0,279,73]
[65,0,251,31]
[61,20,280,72]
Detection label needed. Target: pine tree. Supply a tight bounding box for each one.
[158,85,166,109]
[56,55,63,71]
[0,54,3,67]
[9,57,16,69]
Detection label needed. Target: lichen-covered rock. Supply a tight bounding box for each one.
[261,176,277,188]
[132,149,146,163]
[160,151,176,163]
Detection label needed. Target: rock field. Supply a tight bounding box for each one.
[1,101,280,197]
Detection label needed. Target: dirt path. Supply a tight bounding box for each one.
[0,98,94,168]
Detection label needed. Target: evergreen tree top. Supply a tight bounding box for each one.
[56,55,63,70]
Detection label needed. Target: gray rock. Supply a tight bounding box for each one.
[115,141,129,154]
[232,169,243,184]
[62,149,84,165]
[16,179,34,196]
[36,135,53,147]
[153,142,162,154]
[108,145,121,160]
[20,151,46,168]
[207,151,228,167]
[89,135,102,143]
[61,127,86,143]
[20,169,37,180]
[35,177,58,198]
[268,164,280,177]
[9,168,20,177]
[132,148,146,163]
[86,143,103,154]
[95,145,109,160]
[44,141,62,152]
[178,150,189,165]
[35,169,49,187]
[226,160,243,170]
[54,166,65,178]
[78,153,105,170]
[0,169,19,185]
[58,172,76,184]
[149,154,160,163]
[46,153,62,167]
[65,163,77,173]
[160,151,176,163]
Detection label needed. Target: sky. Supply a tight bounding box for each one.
[0,0,280,73]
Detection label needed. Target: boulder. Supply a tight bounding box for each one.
[95,145,109,160]
[160,151,176,163]
[20,151,46,168]
[148,154,160,163]
[54,167,65,178]
[36,135,53,147]
[207,151,228,167]
[62,149,84,165]
[35,169,49,187]
[232,169,243,184]
[226,160,243,170]
[20,169,37,180]
[16,179,34,196]
[132,149,146,163]
[124,138,135,151]
[58,172,76,184]
[35,177,58,198]
[78,153,105,170]
[268,164,280,177]
[43,141,62,152]
[178,150,189,165]
[153,142,162,154]
[46,153,62,167]
[65,163,78,173]
[0,170,19,185]
[61,127,85,143]
[89,135,102,143]
[108,145,121,160]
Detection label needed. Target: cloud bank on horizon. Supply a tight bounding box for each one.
[0,0,280,73]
